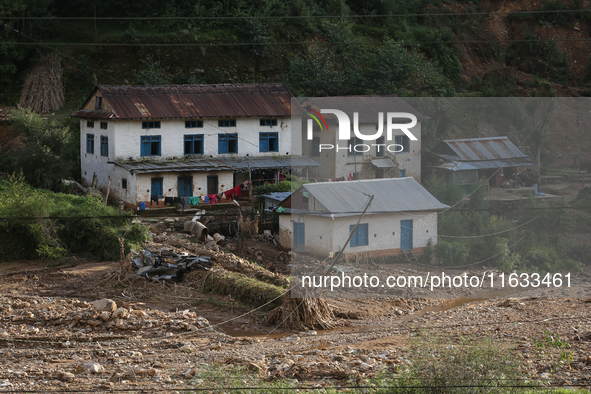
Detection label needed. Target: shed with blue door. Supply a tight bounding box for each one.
[278,178,448,258]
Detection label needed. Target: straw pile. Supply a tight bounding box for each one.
[19,53,65,113]
[267,296,336,330]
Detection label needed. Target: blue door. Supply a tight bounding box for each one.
[178,176,193,197]
[151,177,163,198]
[400,219,413,251]
[293,222,305,252]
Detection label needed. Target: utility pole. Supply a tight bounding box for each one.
[324,195,374,275]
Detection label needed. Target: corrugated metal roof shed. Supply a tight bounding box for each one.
[112,156,319,174]
[297,178,448,217]
[263,192,292,202]
[73,84,294,120]
[435,137,528,161]
[434,158,534,171]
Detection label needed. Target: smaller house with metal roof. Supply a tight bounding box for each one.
[72,84,318,207]
[278,178,448,258]
[423,137,533,189]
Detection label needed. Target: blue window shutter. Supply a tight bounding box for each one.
[141,138,149,156]
[350,224,357,247]
[260,133,268,152]
[360,224,368,245]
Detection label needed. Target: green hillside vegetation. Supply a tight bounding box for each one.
[1,0,590,107]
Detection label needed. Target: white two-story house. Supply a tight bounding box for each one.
[298,96,427,183]
[72,84,317,208]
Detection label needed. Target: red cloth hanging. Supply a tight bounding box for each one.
[233,185,242,197]
[224,189,234,200]
[208,194,218,205]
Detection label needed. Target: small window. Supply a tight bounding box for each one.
[218,133,238,154]
[141,135,161,156]
[86,134,94,154]
[95,96,102,110]
[260,118,277,127]
[311,137,320,157]
[184,134,204,155]
[100,136,108,157]
[218,119,236,127]
[142,121,161,129]
[350,223,369,247]
[394,135,410,153]
[87,121,94,128]
[376,136,385,157]
[185,120,203,128]
[302,191,309,204]
[100,121,107,129]
[259,132,278,152]
[121,178,127,189]
[348,137,363,156]
[399,168,407,178]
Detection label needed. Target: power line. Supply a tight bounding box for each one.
[3,38,591,46]
[1,9,589,20]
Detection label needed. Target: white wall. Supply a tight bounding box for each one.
[135,170,234,203]
[280,211,438,257]
[113,117,295,161]
[330,212,437,255]
[304,121,422,182]
[80,119,115,190]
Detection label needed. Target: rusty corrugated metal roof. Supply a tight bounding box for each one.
[434,137,529,161]
[71,110,116,119]
[74,84,294,120]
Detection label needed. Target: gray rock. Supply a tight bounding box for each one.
[92,299,117,312]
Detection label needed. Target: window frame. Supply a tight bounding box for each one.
[394,135,410,153]
[100,136,108,157]
[349,223,369,247]
[311,137,320,157]
[218,119,236,128]
[142,121,161,129]
[260,118,278,127]
[184,134,204,155]
[121,178,127,189]
[87,121,94,128]
[95,96,102,110]
[376,136,385,157]
[141,135,161,157]
[218,133,238,154]
[100,121,107,130]
[348,137,363,156]
[185,120,203,128]
[259,132,279,152]
[86,133,94,154]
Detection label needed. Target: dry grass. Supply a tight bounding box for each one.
[267,297,336,331]
[19,53,65,114]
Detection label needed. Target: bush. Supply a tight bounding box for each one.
[435,240,469,267]
[382,334,526,394]
[0,175,148,261]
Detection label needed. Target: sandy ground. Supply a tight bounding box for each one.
[1,257,591,391]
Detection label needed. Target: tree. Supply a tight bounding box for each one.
[0,108,79,189]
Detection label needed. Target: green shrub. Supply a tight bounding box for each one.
[0,175,148,261]
[435,240,469,266]
[381,334,526,394]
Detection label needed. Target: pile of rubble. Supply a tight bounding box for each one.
[132,249,212,282]
[0,295,211,335]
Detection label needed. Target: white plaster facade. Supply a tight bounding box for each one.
[279,211,437,258]
[297,100,424,183]
[74,84,300,207]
